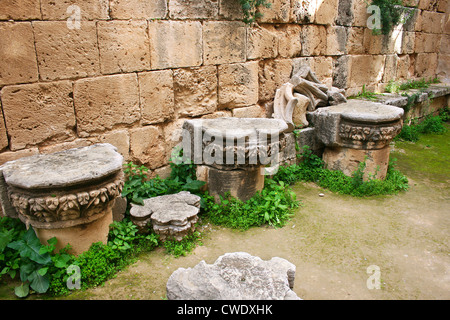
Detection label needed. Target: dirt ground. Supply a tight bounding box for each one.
[1,127,449,300]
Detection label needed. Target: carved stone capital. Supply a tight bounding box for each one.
[310,100,404,150]
[8,174,123,229]
[0,143,125,229]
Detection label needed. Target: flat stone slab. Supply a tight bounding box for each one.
[0,143,123,190]
[184,117,289,139]
[166,252,300,300]
[315,100,404,123]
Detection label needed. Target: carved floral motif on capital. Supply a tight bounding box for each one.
[8,178,124,228]
[338,121,402,149]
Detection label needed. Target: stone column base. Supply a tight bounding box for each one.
[322,145,390,180]
[34,209,113,256]
[197,165,265,203]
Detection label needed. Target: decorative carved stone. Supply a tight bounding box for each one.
[182,118,288,202]
[273,65,347,132]
[130,191,201,241]
[309,100,404,180]
[310,100,404,150]
[0,143,124,254]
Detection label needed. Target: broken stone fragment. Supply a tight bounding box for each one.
[273,65,347,132]
[129,191,201,240]
[166,252,301,300]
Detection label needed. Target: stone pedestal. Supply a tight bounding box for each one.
[310,100,404,180]
[0,143,124,255]
[182,118,288,202]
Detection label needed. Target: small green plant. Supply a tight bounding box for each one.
[239,0,272,24]
[349,85,379,101]
[396,113,447,142]
[202,179,298,230]
[273,146,409,197]
[368,0,411,35]
[122,149,205,205]
[163,231,203,258]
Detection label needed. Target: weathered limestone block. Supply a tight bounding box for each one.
[218,61,259,108]
[73,74,140,135]
[315,0,339,25]
[109,0,167,19]
[336,0,354,26]
[415,53,438,78]
[437,54,450,81]
[219,0,244,20]
[97,20,150,74]
[169,0,219,19]
[247,25,279,60]
[182,118,288,202]
[348,55,386,88]
[200,165,266,202]
[99,130,130,161]
[173,66,218,117]
[1,81,76,151]
[232,105,265,118]
[301,24,327,56]
[138,70,175,125]
[323,146,391,180]
[149,21,202,69]
[396,54,411,80]
[290,0,316,23]
[166,252,300,300]
[258,59,293,102]
[382,55,399,83]
[41,0,109,20]
[203,21,247,65]
[0,22,38,86]
[326,26,347,56]
[0,0,41,20]
[310,100,404,179]
[420,10,444,33]
[129,126,166,170]
[0,144,124,255]
[0,106,8,151]
[352,0,370,27]
[33,21,100,81]
[257,0,291,23]
[276,24,302,58]
[346,27,365,55]
[401,31,416,54]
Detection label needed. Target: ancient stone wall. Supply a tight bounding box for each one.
[0,0,448,175]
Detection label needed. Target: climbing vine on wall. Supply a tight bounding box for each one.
[369,0,413,35]
[239,0,272,24]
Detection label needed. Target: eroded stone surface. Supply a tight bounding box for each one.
[130,191,200,240]
[166,252,300,300]
[1,143,123,190]
[310,100,404,150]
[0,143,124,254]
